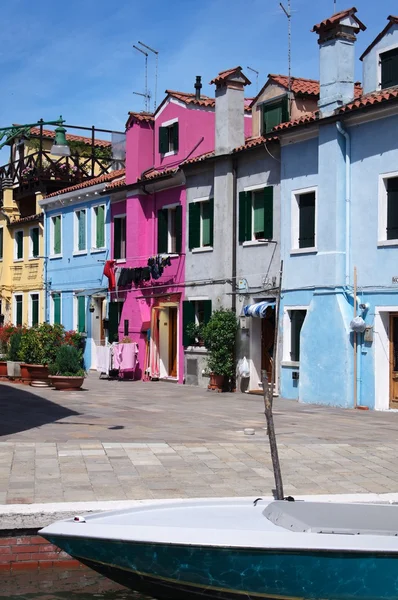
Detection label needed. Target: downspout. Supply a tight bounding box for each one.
[232,159,237,314]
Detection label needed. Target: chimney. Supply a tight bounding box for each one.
[210,67,251,155]
[2,179,15,212]
[312,7,366,117]
[195,76,202,100]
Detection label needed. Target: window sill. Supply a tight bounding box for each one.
[29,256,40,261]
[290,247,318,255]
[73,251,88,256]
[242,240,273,247]
[90,247,106,254]
[191,247,213,254]
[49,254,62,260]
[378,240,398,247]
[163,150,178,158]
[13,258,23,262]
[115,258,126,264]
[281,361,300,368]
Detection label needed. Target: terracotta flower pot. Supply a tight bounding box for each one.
[208,373,225,392]
[21,364,50,387]
[49,375,85,391]
[0,361,7,378]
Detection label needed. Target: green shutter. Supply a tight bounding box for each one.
[108,302,120,343]
[263,186,274,240]
[159,127,169,154]
[263,101,285,134]
[77,296,86,333]
[203,299,212,325]
[175,205,182,254]
[78,210,86,251]
[189,202,200,250]
[381,48,398,89]
[299,191,316,248]
[16,296,23,326]
[16,231,23,259]
[253,192,265,238]
[96,205,105,248]
[282,95,289,123]
[182,300,195,347]
[209,198,214,247]
[238,191,252,243]
[114,217,121,259]
[157,209,168,253]
[172,122,179,152]
[32,294,39,326]
[0,228,3,260]
[54,216,61,255]
[31,227,39,258]
[202,201,211,247]
[53,293,61,325]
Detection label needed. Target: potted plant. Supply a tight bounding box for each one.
[0,325,16,378]
[6,330,23,379]
[185,322,205,347]
[19,327,49,386]
[48,345,85,391]
[201,309,238,392]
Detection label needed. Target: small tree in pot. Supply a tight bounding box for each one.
[201,309,238,392]
[49,345,85,391]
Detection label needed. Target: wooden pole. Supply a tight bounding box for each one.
[263,260,284,500]
[270,260,283,406]
[353,266,357,409]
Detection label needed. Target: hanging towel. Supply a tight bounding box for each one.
[113,343,138,372]
[96,345,112,376]
[103,260,116,291]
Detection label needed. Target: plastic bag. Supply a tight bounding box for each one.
[350,316,366,333]
[239,357,250,378]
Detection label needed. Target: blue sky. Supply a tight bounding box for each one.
[0,0,396,149]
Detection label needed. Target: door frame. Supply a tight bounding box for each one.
[374,306,398,410]
[390,313,398,409]
[158,301,179,380]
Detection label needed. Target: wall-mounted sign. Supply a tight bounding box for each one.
[392,276,398,284]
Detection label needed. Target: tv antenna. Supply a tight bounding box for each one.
[247,66,259,94]
[138,41,159,111]
[280,0,292,95]
[334,0,337,11]
[133,45,150,112]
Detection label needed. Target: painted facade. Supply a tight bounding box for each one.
[39,170,125,369]
[279,8,398,410]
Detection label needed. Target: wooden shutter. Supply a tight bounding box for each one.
[201,201,211,247]
[16,296,23,326]
[263,101,283,134]
[263,187,274,240]
[54,216,61,255]
[77,296,86,333]
[175,205,182,254]
[157,209,168,253]
[172,122,179,152]
[31,294,39,326]
[108,302,120,343]
[96,205,105,248]
[189,202,200,250]
[239,191,251,243]
[0,228,3,260]
[209,198,214,247]
[159,127,169,154]
[53,293,61,325]
[182,300,195,347]
[16,231,23,259]
[114,217,121,259]
[31,227,39,258]
[298,191,316,248]
[203,299,212,324]
[78,210,86,251]
[281,95,289,123]
[381,48,398,89]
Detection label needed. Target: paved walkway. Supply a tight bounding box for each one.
[1,375,398,504]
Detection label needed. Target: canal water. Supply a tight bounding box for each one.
[0,565,153,600]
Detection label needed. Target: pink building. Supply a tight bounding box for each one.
[109,74,252,382]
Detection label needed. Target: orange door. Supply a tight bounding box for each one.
[390,314,398,408]
[168,307,177,378]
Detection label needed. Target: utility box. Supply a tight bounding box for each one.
[364,326,373,343]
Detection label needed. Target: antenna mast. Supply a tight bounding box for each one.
[247,66,259,94]
[133,45,150,111]
[334,0,337,11]
[280,0,292,96]
[138,41,159,112]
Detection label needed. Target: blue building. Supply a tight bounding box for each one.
[278,9,398,410]
[39,170,125,369]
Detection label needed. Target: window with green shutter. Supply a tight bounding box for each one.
[95,205,105,248]
[31,293,39,326]
[157,209,168,253]
[189,202,200,250]
[52,215,61,255]
[240,188,273,242]
[175,205,182,254]
[15,230,23,260]
[0,227,4,260]
[30,227,39,258]
[201,201,211,247]
[183,299,212,347]
[113,216,126,259]
[262,96,289,134]
[298,191,316,248]
[239,191,252,243]
[108,301,121,342]
[381,47,398,90]
[77,296,86,333]
[75,210,86,252]
[15,295,23,326]
[159,127,169,154]
[53,293,61,325]
[172,122,179,152]
[159,122,179,154]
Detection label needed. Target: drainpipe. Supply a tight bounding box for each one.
[336,121,351,287]
[232,159,237,314]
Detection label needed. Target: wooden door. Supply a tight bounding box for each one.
[390,314,398,408]
[261,307,275,382]
[168,307,178,378]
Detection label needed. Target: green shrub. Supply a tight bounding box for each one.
[7,332,22,361]
[201,309,238,377]
[19,328,45,364]
[49,345,85,377]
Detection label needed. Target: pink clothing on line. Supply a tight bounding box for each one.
[113,343,138,372]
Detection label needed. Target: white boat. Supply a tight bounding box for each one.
[40,497,398,599]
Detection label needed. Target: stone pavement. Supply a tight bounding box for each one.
[1,374,398,504]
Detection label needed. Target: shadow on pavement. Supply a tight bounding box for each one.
[0,384,79,437]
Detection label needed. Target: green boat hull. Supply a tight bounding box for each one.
[45,534,398,600]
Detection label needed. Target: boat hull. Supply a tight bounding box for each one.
[44,534,398,600]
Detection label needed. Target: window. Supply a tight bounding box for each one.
[113,215,126,260]
[15,230,23,260]
[381,47,398,90]
[52,293,61,325]
[290,310,306,362]
[0,227,3,260]
[261,96,289,134]
[29,293,39,327]
[182,299,212,347]
[158,206,182,254]
[51,215,62,256]
[74,209,87,253]
[189,199,214,250]
[239,187,273,243]
[14,294,23,326]
[76,295,86,333]
[387,177,398,240]
[92,204,105,250]
[30,227,39,258]
[159,121,179,154]
[108,301,123,343]
[291,189,316,250]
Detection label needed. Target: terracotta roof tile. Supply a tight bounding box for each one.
[125,112,154,128]
[9,213,43,225]
[138,166,179,182]
[339,86,398,113]
[105,176,126,190]
[209,66,251,86]
[360,16,398,61]
[28,127,111,148]
[44,169,126,198]
[312,7,366,34]
[166,90,215,108]
[273,113,318,131]
[232,135,279,153]
[182,151,215,166]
